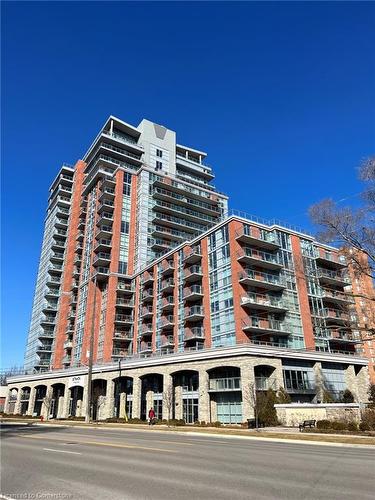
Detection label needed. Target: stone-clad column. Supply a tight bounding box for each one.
[345,365,358,402]
[241,364,255,421]
[132,376,141,419]
[355,366,370,403]
[198,369,210,423]
[42,386,53,419]
[174,385,183,420]
[162,373,173,421]
[14,390,22,415]
[313,362,323,402]
[103,378,115,420]
[27,387,36,416]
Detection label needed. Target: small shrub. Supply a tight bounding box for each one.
[359,421,370,432]
[360,409,375,431]
[322,389,335,403]
[316,420,332,430]
[368,384,375,409]
[211,421,222,427]
[347,421,358,432]
[128,418,146,424]
[67,416,85,421]
[330,421,348,431]
[276,387,291,404]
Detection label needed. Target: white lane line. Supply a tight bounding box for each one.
[43,447,82,455]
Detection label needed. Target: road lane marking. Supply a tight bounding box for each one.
[19,434,178,453]
[43,448,82,455]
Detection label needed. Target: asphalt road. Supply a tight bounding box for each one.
[1,423,374,500]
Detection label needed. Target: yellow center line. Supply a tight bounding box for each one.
[19,434,178,453]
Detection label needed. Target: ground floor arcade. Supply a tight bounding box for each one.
[5,346,369,425]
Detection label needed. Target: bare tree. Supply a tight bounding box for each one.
[162,382,174,426]
[242,381,259,429]
[309,156,375,340]
[42,393,54,420]
[309,157,374,279]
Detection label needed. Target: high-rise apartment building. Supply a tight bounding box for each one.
[7,115,373,424]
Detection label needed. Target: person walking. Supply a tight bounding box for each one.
[148,407,156,425]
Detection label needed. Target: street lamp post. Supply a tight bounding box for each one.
[85,274,98,423]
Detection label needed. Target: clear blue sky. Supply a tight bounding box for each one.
[1,1,374,368]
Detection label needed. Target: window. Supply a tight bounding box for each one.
[118,261,127,274]
[121,221,129,234]
[156,149,163,158]
[156,161,163,171]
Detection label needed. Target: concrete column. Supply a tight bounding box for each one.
[132,377,141,419]
[162,373,173,421]
[345,365,358,402]
[42,386,53,420]
[57,396,65,419]
[313,362,323,402]
[27,387,36,416]
[174,385,183,420]
[198,370,210,423]
[241,364,255,421]
[103,379,115,420]
[14,390,22,415]
[119,393,127,419]
[82,384,88,419]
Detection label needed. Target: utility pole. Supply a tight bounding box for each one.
[85,274,97,423]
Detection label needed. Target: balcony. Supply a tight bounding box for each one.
[113,331,133,341]
[209,377,241,392]
[161,296,175,310]
[238,269,286,291]
[50,252,64,262]
[141,272,154,286]
[183,247,202,265]
[183,285,203,302]
[328,332,358,344]
[112,348,130,358]
[36,344,53,353]
[38,330,54,339]
[284,381,316,394]
[237,248,282,270]
[96,212,114,226]
[62,355,72,364]
[321,289,354,305]
[160,315,175,329]
[93,252,111,267]
[55,217,68,229]
[101,129,144,151]
[242,317,291,336]
[63,340,73,349]
[315,249,347,269]
[235,225,279,250]
[141,306,154,319]
[99,187,116,201]
[46,276,61,286]
[153,200,217,225]
[45,288,60,298]
[240,293,287,313]
[139,342,153,353]
[161,335,175,347]
[96,267,110,280]
[114,314,133,325]
[161,260,175,275]
[98,201,115,213]
[95,225,113,239]
[42,303,58,314]
[40,317,56,326]
[76,231,84,242]
[185,306,204,321]
[160,278,174,293]
[75,244,83,253]
[142,324,153,336]
[323,308,350,324]
[184,265,203,283]
[317,269,350,286]
[142,289,154,302]
[184,327,205,340]
[117,282,133,294]
[93,240,111,255]
[116,298,134,308]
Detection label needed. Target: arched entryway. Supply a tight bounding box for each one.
[51,383,65,419]
[33,385,47,416]
[140,374,163,421]
[171,370,199,423]
[20,386,31,415]
[254,365,276,391]
[208,367,242,424]
[92,379,107,421]
[7,388,18,414]
[113,377,133,419]
[69,385,84,417]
